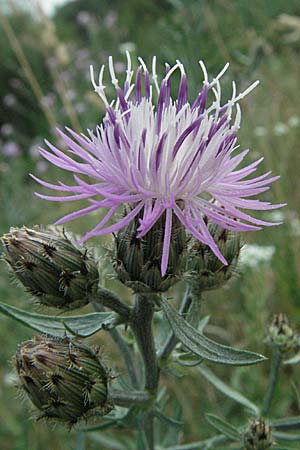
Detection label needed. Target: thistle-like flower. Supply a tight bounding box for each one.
[32,54,284,276]
[1,226,99,309]
[244,418,273,449]
[15,336,111,425]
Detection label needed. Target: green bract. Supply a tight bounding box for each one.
[244,419,274,450]
[1,226,99,309]
[15,336,111,425]
[187,222,241,291]
[113,210,187,292]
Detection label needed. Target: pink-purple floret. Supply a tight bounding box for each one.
[32,55,285,276]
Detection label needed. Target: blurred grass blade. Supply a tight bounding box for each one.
[273,431,300,441]
[271,416,300,431]
[205,414,241,441]
[160,297,266,366]
[198,365,259,415]
[0,302,117,337]
[284,352,300,365]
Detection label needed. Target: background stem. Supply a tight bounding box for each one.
[261,346,282,416]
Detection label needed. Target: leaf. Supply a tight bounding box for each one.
[284,352,300,365]
[198,365,259,415]
[155,409,183,427]
[205,414,241,442]
[273,431,300,441]
[176,352,203,367]
[271,416,300,431]
[160,297,266,366]
[0,302,117,337]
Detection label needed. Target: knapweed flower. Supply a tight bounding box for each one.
[32,54,284,276]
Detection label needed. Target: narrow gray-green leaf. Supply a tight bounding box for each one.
[271,416,300,431]
[284,352,300,365]
[198,365,259,415]
[273,431,300,441]
[0,302,117,337]
[206,414,241,441]
[161,297,266,366]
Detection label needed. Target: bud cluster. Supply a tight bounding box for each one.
[244,418,273,449]
[1,226,99,309]
[186,222,241,291]
[268,313,296,352]
[113,209,187,292]
[15,336,111,425]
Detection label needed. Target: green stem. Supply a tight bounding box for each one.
[93,287,131,320]
[130,294,159,450]
[131,294,159,391]
[261,346,282,416]
[109,389,151,406]
[92,302,139,388]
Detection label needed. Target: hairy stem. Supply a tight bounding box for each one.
[92,302,139,388]
[261,346,282,416]
[130,294,160,450]
[131,294,159,391]
[109,389,151,406]
[92,287,131,320]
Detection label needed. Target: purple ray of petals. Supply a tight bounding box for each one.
[176,73,188,112]
[135,66,142,103]
[214,198,284,226]
[34,192,93,202]
[161,208,173,276]
[54,202,105,225]
[190,204,228,265]
[137,201,165,238]
[87,202,144,237]
[194,198,261,231]
[78,205,120,243]
[30,174,85,193]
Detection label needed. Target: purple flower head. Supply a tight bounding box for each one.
[32,54,284,276]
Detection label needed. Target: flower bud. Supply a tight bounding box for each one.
[1,226,99,309]
[268,313,296,352]
[15,336,112,425]
[113,209,187,292]
[187,221,241,291]
[244,418,273,450]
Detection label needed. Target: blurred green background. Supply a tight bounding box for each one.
[1,0,300,449]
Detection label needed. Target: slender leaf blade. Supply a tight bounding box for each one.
[206,414,241,441]
[198,365,259,415]
[284,353,300,365]
[273,431,300,441]
[0,302,117,337]
[161,297,266,366]
[271,416,300,431]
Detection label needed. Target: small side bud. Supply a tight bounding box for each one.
[244,418,273,449]
[267,313,296,352]
[113,209,187,292]
[187,222,241,291]
[1,226,99,309]
[15,336,112,425]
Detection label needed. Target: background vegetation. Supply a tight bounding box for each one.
[1,0,300,449]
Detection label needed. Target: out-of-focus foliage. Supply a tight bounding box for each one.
[1,0,300,449]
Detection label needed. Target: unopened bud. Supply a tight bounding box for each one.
[268,313,296,352]
[1,226,99,309]
[15,336,112,425]
[244,418,273,450]
[113,209,187,292]
[187,222,241,291]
